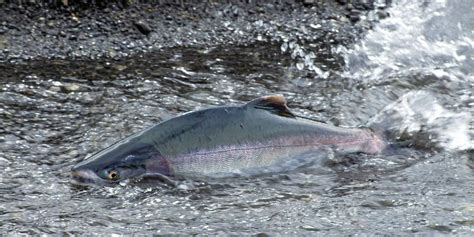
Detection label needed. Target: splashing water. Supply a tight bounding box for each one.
[281,40,330,79]
[369,91,472,151]
[342,0,473,81]
[340,0,473,151]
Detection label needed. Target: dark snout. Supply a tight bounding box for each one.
[70,169,100,186]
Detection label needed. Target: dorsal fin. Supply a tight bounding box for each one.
[245,95,295,118]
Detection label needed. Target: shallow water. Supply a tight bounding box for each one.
[1,0,473,235]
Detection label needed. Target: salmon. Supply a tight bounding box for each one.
[71,95,385,186]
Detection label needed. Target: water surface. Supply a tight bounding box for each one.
[1,0,473,234]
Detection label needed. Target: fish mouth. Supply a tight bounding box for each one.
[71,169,110,186]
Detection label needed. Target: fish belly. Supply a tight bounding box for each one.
[169,141,323,177]
[165,129,383,177]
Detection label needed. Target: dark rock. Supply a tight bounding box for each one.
[346,3,354,11]
[233,8,240,17]
[303,0,316,6]
[352,0,374,10]
[376,10,390,19]
[348,9,362,23]
[134,20,152,35]
[0,1,378,62]
[78,33,86,40]
[349,13,361,23]
[428,224,453,232]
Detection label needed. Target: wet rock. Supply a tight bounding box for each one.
[299,225,320,231]
[349,10,362,22]
[352,0,374,10]
[0,157,11,166]
[63,83,80,92]
[346,3,354,11]
[134,20,152,35]
[47,21,55,27]
[303,0,316,6]
[376,10,390,19]
[428,224,453,232]
[114,64,127,71]
[0,36,7,50]
[455,219,474,225]
[0,1,380,62]
[349,15,360,23]
[48,86,61,92]
[360,199,396,209]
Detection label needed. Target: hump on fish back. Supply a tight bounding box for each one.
[245,95,295,118]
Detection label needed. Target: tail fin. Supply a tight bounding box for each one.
[367,91,472,152]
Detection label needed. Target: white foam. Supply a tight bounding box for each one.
[371,91,473,151]
[341,0,473,81]
[343,0,473,152]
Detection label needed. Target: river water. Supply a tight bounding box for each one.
[1,0,473,235]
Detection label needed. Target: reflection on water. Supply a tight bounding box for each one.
[0,1,473,235]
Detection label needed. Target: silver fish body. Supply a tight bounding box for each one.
[71,95,385,185]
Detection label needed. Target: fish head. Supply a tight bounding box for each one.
[71,141,167,186]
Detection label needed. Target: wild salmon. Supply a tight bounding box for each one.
[71,95,385,186]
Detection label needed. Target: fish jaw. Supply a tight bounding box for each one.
[70,141,168,186]
[70,169,115,186]
[71,152,172,186]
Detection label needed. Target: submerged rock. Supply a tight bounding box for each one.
[134,20,152,35]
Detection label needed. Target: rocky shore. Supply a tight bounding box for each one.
[0,0,390,62]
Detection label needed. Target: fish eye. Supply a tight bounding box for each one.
[107,170,120,181]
